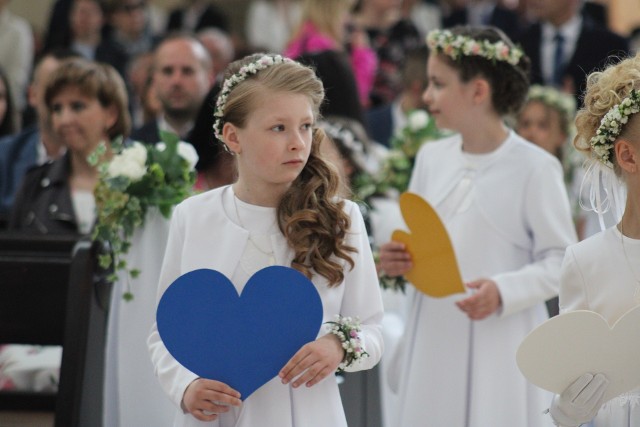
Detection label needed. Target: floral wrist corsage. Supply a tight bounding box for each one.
[325,315,369,373]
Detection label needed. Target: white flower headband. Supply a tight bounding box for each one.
[589,88,640,168]
[213,54,292,143]
[426,29,523,66]
[527,85,576,131]
[320,119,376,175]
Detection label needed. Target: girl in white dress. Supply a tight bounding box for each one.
[147,53,384,427]
[378,26,578,427]
[549,52,640,427]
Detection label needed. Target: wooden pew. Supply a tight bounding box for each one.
[0,234,112,426]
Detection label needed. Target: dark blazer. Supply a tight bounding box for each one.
[9,152,82,235]
[130,120,161,145]
[166,4,230,33]
[442,5,522,41]
[0,126,40,216]
[365,104,394,147]
[517,17,630,104]
[93,39,129,78]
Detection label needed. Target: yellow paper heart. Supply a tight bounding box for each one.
[391,192,465,298]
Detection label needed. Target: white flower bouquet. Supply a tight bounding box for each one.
[89,131,198,300]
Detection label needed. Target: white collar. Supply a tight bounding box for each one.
[158,115,193,140]
[542,14,582,41]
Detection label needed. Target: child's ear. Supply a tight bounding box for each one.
[222,123,242,155]
[616,138,638,174]
[471,78,491,106]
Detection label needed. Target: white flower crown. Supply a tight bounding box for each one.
[213,54,292,143]
[527,85,576,130]
[426,29,523,66]
[589,88,640,168]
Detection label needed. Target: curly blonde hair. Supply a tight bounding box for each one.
[279,128,356,286]
[575,52,640,174]
[221,54,356,286]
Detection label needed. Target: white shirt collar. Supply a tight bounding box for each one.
[542,14,582,42]
[540,15,582,85]
[158,115,193,140]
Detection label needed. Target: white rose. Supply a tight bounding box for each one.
[156,141,199,170]
[177,142,199,170]
[408,110,430,131]
[107,156,147,181]
[122,142,148,167]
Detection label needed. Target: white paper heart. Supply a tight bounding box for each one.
[516,306,640,403]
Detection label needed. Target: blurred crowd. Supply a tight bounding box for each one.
[0,1,639,418]
[0,0,638,234]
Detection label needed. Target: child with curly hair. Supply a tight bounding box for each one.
[148,53,383,427]
[548,52,640,427]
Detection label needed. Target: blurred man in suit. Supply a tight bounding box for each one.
[517,0,629,103]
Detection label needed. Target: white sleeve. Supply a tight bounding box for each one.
[494,161,578,317]
[147,203,198,409]
[558,246,589,314]
[339,201,385,372]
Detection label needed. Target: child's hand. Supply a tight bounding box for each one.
[550,373,609,426]
[279,334,344,388]
[455,279,502,320]
[378,241,412,277]
[182,378,241,422]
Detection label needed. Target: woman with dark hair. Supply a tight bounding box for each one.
[9,58,130,235]
[187,85,237,191]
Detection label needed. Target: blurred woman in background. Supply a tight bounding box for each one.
[9,57,130,235]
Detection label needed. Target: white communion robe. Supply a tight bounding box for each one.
[560,226,640,427]
[147,186,384,427]
[104,208,176,427]
[389,131,578,427]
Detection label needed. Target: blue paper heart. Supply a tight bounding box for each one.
[156,266,323,400]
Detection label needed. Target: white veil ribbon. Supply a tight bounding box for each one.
[578,158,627,231]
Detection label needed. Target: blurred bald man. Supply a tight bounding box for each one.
[131,34,214,143]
